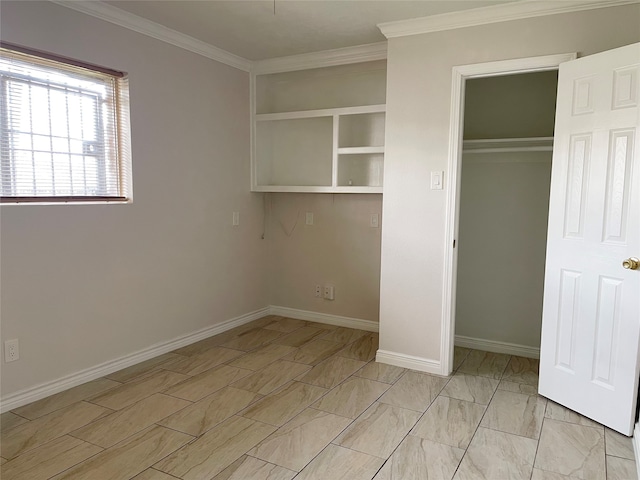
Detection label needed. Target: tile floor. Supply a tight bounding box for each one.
[0,315,637,480]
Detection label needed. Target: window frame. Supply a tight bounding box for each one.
[0,43,132,205]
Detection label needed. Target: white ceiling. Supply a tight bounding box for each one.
[105,1,517,60]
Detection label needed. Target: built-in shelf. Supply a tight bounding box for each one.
[337,146,385,155]
[252,61,387,193]
[255,104,385,122]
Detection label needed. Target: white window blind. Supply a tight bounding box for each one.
[0,45,131,203]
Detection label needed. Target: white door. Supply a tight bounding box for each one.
[540,43,640,435]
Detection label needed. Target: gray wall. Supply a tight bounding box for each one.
[268,193,382,321]
[0,1,269,396]
[379,4,640,362]
[464,70,558,139]
[455,151,552,348]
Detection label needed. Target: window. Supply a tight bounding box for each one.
[0,44,131,203]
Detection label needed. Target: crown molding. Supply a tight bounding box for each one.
[378,0,639,38]
[51,0,252,72]
[252,42,387,75]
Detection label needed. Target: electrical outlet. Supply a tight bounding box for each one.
[315,285,322,297]
[232,211,240,226]
[5,339,19,362]
[323,285,335,301]
[370,213,379,228]
[305,212,314,225]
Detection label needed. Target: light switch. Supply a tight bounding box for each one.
[431,171,444,190]
[305,212,314,225]
[370,213,379,228]
[232,211,239,226]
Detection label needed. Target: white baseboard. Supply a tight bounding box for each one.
[455,335,540,359]
[0,307,270,413]
[634,422,640,480]
[376,349,443,375]
[269,306,378,332]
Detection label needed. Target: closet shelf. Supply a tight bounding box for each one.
[463,136,553,153]
[338,146,384,155]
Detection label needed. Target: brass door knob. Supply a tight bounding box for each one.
[622,257,639,270]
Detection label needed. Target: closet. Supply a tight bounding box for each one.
[454,71,559,356]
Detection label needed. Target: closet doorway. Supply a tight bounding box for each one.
[453,70,558,359]
[440,53,576,376]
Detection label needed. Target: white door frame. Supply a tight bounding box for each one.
[441,53,577,376]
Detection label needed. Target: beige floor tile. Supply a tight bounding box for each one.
[356,361,406,384]
[304,321,339,330]
[335,402,421,458]
[457,350,511,379]
[88,370,189,410]
[605,428,634,460]
[534,418,605,479]
[250,316,287,329]
[163,364,252,401]
[498,380,539,395]
[373,435,464,480]
[378,371,448,412]
[212,455,296,480]
[337,334,379,362]
[545,401,601,428]
[249,408,351,471]
[12,378,120,420]
[131,469,178,480]
[154,415,275,480]
[453,427,537,480]
[159,386,261,436]
[240,381,328,427]
[606,455,637,480]
[0,435,101,480]
[295,444,384,480]
[531,468,582,479]
[312,377,390,419]
[161,347,244,375]
[282,339,344,365]
[502,356,539,386]
[272,327,326,347]
[411,396,485,449]
[262,317,308,333]
[52,426,192,480]
[228,344,297,371]
[441,373,499,405]
[172,331,243,356]
[221,328,284,351]
[297,355,366,389]
[232,360,311,395]
[453,347,471,371]
[320,327,368,344]
[105,353,184,383]
[70,393,190,448]
[0,413,28,431]
[1,401,111,459]
[481,389,547,439]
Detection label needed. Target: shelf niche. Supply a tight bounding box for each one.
[252,60,387,193]
[256,116,333,187]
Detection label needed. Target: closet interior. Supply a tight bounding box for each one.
[454,70,559,356]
